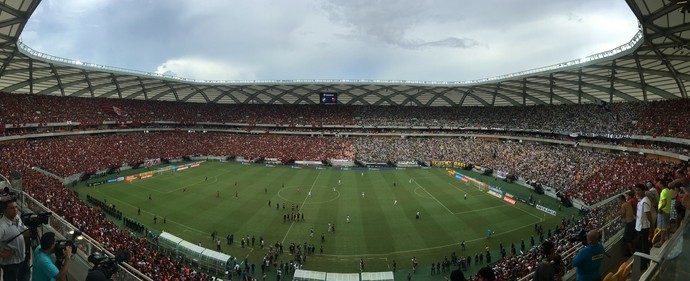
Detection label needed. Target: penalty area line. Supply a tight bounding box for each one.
[411,179,454,215]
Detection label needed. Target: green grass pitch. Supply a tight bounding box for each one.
[78,161,576,277]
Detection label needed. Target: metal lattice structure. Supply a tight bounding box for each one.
[1,0,689,106]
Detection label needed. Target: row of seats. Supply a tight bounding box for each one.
[603,260,633,281]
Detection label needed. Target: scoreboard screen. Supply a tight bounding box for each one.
[320,92,338,105]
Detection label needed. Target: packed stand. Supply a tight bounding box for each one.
[0,132,355,176]
[487,199,621,280]
[485,163,690,281]
[0,131,678,205]
[0,130,686,280]
[0,132,676,205]
[353,138,674,205]
[20,172,211,281]
[2,92,690,138]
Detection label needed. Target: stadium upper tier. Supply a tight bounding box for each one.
[1,93,689,139]
[0,0,689,106]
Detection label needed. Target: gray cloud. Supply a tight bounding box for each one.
[408,37,482,49]
[21,0,639,82]
[320,0,482,50]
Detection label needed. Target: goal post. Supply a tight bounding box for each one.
[467,178,489,192]
[447,168,488,192]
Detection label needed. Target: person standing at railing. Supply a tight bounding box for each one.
[670,169,689,220]
[634,184,652,269]
[0,199,28,281]
[655,181,672,247]
[619,193,635,256]
[572,230,605,281]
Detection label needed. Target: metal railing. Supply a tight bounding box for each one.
[518,205,624,281]
[632,214,689,281]
[12,186,151,281]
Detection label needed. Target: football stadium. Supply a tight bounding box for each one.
[0,1,689,281]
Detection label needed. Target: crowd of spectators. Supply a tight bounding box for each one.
[1,91,689,280]
[19,172,211,280]
[0,132,354,176]
[1,92,689,138]
[0,129,681,205]
[488,199,622,280]
[0,132,686,280]
[0,130,674,205]
[464,131,689,156]
[353,138,676,204]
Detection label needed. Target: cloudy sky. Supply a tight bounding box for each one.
[20,0,639,82]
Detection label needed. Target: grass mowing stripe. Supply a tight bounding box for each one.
[362,171,397,256]
[453,204,511,215]
[447,183,476,198]
[280,170,322,244]
[410,178,454,214]
[320,215,541,258]
[79,162,576,273]
[92,185,209,236]
[438,170,546,222]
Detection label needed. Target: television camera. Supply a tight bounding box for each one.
[85,250,131,281]
[21,212,52,228]
[54,230,83,266]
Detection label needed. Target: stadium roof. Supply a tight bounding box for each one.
[0,0,689,106]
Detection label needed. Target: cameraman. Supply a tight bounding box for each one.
[32,232,72,281]
[0,199,28,281]
[572,230,604,281]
